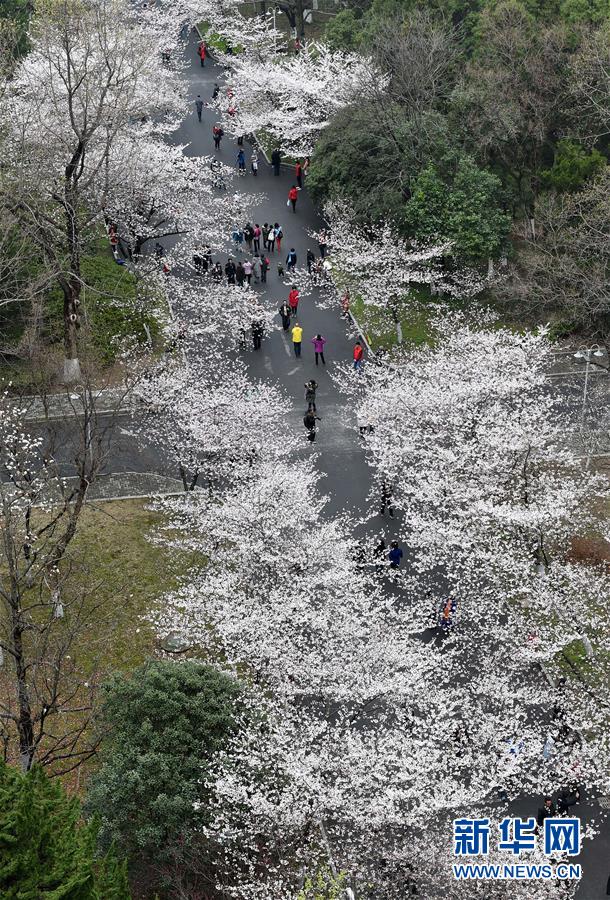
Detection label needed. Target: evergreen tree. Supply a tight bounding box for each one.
[0,761,130,899]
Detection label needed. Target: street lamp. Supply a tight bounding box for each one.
[573,346,606,432]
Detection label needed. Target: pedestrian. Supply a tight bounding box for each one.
[277,261,285,277]
[243,258,253,284]
[154,241,165,260]
[225,258,236,285]
[243,223,254,251]
[279,301,291,330]
[253,223,262,253]
[262,222,269,250]
[251,151,259,175]
[274,222,283,253]
[192,250,205,274]
[292,321,303,357]
[353,340,364,371]
[295,160,303,188]
[267,225,276,254]
[195,94,204,122]
[212,261,223,282]
[213,123,223,149]
[311,333,327,366]
[231,225,243,253]
[303,409,321,442]
[288,185,298,213]
[251,319,264,350]
[286,247,297,271]
[388,540,403,569]
[380,481,395,517]
[251,255,260,283]
[288,285,299,316]
[271,147,281,176]
[198,40,206,67]
[306,248,315,273]
[536,797,556,828]
[235,261,246,287]
[212,82,219,99]
[556,787,580,815]
[304,378,318,411]
[261,255,270,283]
[303,156,310,177]
[318,230,328,258]
[237,148,246,175]
[341,290,351,318]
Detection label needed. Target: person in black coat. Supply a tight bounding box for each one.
[271,148,281,176]
[536,797,556,828]
[279,301,291,330]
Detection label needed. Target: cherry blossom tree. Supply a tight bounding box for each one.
[218,45,386,156]
[0,0,186,381]
[320,203,485,343]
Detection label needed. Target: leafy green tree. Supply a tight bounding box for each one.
[0,761,129,899]
[324,9,365,50]
[541,139,606,191]
[85,660,242,863]
[404,154,510,261]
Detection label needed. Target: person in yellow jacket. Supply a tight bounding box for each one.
[291,322,303,357]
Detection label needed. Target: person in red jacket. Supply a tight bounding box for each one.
[288,285,300,315]
[198,41,207,67]
[288,185,298,213]
[353,340,364,371]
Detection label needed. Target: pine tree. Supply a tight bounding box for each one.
[0,761,130,899]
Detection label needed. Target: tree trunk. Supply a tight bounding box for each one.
[390,299,403,344]
[12,622,35,771]
[62,147,84,383]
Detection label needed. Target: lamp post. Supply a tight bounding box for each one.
[573,346,606,432]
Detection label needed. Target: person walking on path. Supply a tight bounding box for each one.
[253,224,262,253]
[243,223,254,252]
[388,540,403,569]
[303,410,321,442]
[251,255,260,283]
[261,255,269,283]
[305,379,318,411]
[251,319,264,350]
[251,151,259,175]
[311,334,327,366]
[271,148,281,176]
[292,322,303,357]
[295,161,303,188]
[279,301,291,330]
[213,124,223,149]
[198,40,207,67]
[232,225,243,254]
[243,258,253,285]
[274,223,283,253]
[237,148,246,175]
[353,340,364,371]
[318,231,328,258]
[288,185,299,213]
[341,290,351,318]
[286,247,297,271]
[235,261,246,287]
[306,248,315,273]
[288,285,300,316]
[212,82,219,99]
[195,95,204,122]
[225,259,236,285]
[267,225,276,254]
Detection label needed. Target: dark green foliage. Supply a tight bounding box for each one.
[85,660,242,862]
[46,246,161,364]
[324,9,365,50]
[403,154,511,261]
[0,761,130,899]
[541,139,607,191]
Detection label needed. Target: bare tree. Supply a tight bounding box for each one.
[0,380,130,772]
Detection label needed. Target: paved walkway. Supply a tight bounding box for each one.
[171,36,379,524]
